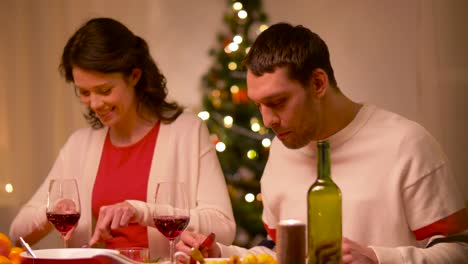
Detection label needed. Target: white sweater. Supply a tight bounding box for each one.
[10,112,236,258]
[220,104,468,263]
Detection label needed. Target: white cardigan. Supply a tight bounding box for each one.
[9,112,236,258]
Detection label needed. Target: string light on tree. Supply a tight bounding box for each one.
[228,42,239,52]
[224,116,234,128]
[256,193,263,202]
[250,117,261,132]
[262,138,272,148]
[247,149,258,159]
[5,183,13,193]
[233,35,243,44]
[198,111,210,121]
[251,123,261,132]
[238,10,248,19]
[201,0,271,247]
[259,127,269,135]
[245,193,255,203]
[233,2,243,10]
[216,141,226,152]
[228,62,237,70]
[230,85,240,94]
[259,24,269,32]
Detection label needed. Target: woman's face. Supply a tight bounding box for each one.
[72,67,141,129]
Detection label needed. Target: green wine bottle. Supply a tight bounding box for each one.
[307,140,342,264]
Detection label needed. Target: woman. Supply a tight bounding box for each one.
[9,17,235,258]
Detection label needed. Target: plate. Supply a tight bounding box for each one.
[20,248,119,259]
[19,248,147,264]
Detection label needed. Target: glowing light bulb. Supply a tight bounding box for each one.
[251,123,260,132]
[233,35,243,44]
[233,2,243,11]
[238,10,247,19]
[230,85,239,94]
[262,138,272,148]
[5,183,13,193]
[247,150,257,159]
[245,193,255,203]
[228,42,239,52]
[228,62,237,70]
[224,116,234,128]
[216,142,226,152]
[198,111,210,120]
[259,24,269,32]
[256,193,263,202]
[259,127,268,135]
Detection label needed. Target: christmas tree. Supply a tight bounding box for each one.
[198,0,272,247]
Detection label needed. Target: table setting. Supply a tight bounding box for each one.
[7,179,276,264]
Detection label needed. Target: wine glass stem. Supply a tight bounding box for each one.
[63,234,68,248]
[169,239,175,263]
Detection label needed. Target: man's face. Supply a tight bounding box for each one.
[247,67,323,149]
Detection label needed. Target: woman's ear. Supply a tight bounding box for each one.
[311,69,329,98]
[129,68,142,87]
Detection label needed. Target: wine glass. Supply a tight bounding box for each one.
[46,178,81,248]
[153,182,190,263]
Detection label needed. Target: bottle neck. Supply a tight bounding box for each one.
[317,141,331,181]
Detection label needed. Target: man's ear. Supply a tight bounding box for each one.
[311,68,329,98]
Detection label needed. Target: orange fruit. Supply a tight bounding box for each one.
[0,233,11,257]
[256,253,276,264]
[0,256,12,264]
[8,247,24,264]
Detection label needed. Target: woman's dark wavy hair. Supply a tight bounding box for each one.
[59,17,183,128]
[243,22,338,88]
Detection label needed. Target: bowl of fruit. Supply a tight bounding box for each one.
[0,232,24,264]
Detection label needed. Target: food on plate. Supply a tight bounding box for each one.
[0,233,24,264]
[0,233,11,257]
[205,253,276,264]
[0,232,24,264]
[7,247,24,264]
[241,253,257,264]
[256,253,276,264]
[0,255,13,264]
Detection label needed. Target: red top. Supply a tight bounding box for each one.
[92,122,160,248]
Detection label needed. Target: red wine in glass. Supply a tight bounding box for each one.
[46,178,81,248]
[154,215,189,240]
[46,212,81,236]
[154,182,190,263]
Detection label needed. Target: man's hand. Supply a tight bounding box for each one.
[176,231,221,263]
[89,201,137,245]
[342,237,378,264]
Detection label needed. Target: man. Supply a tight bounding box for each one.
[177,22,468,263]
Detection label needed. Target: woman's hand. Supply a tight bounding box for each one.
[89,201,137,245]
[176,231,221,263]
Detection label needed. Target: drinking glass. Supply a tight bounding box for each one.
[117,247,150,262]
[46,178,81,248]
[153,182,190,263]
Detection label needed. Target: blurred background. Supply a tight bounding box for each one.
[0,0,467,249]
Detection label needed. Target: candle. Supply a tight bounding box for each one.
[276,219,306,264]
